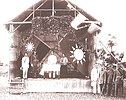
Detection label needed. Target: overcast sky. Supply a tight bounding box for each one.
[0,0,126,63]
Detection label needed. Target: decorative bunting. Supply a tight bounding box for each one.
[32,16,74,37]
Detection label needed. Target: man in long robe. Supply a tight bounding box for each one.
[60,54,68,78]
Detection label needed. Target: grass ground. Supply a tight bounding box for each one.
[0,66,125,100]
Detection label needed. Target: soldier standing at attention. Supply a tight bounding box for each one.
[106,64,114,96]
[21,53,30,79]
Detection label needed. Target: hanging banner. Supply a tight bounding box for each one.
[87,23,101,34]
[71,13,87,30]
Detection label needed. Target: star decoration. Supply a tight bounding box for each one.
[25,42,35,52]
[70,44,85,64]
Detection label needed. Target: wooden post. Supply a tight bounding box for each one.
[87,34,95,77]
[9,24,19,80]
[52,0,55,16]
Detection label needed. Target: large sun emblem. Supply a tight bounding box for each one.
[70,44,85,64]
[25,42,35,52]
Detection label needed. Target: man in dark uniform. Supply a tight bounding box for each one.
[31,51,39,78]
[113,64,124,97]
[98,67,108,95]
[106,64,114,96]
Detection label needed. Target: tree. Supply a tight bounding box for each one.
[107,35,117,52]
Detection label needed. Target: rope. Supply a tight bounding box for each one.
[96,36,117,61]
[96,36,125,69]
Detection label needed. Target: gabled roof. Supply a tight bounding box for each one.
[6,0,102,32]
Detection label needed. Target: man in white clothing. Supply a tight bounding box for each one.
[21,53,30,79]
[91,63,99,94]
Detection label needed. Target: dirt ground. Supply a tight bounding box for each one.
[0,66,125,100]
[0,92,125,100]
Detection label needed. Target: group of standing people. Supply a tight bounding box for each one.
[91,62,125,97]
[21,51,125,97]
[21,51,68,79]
